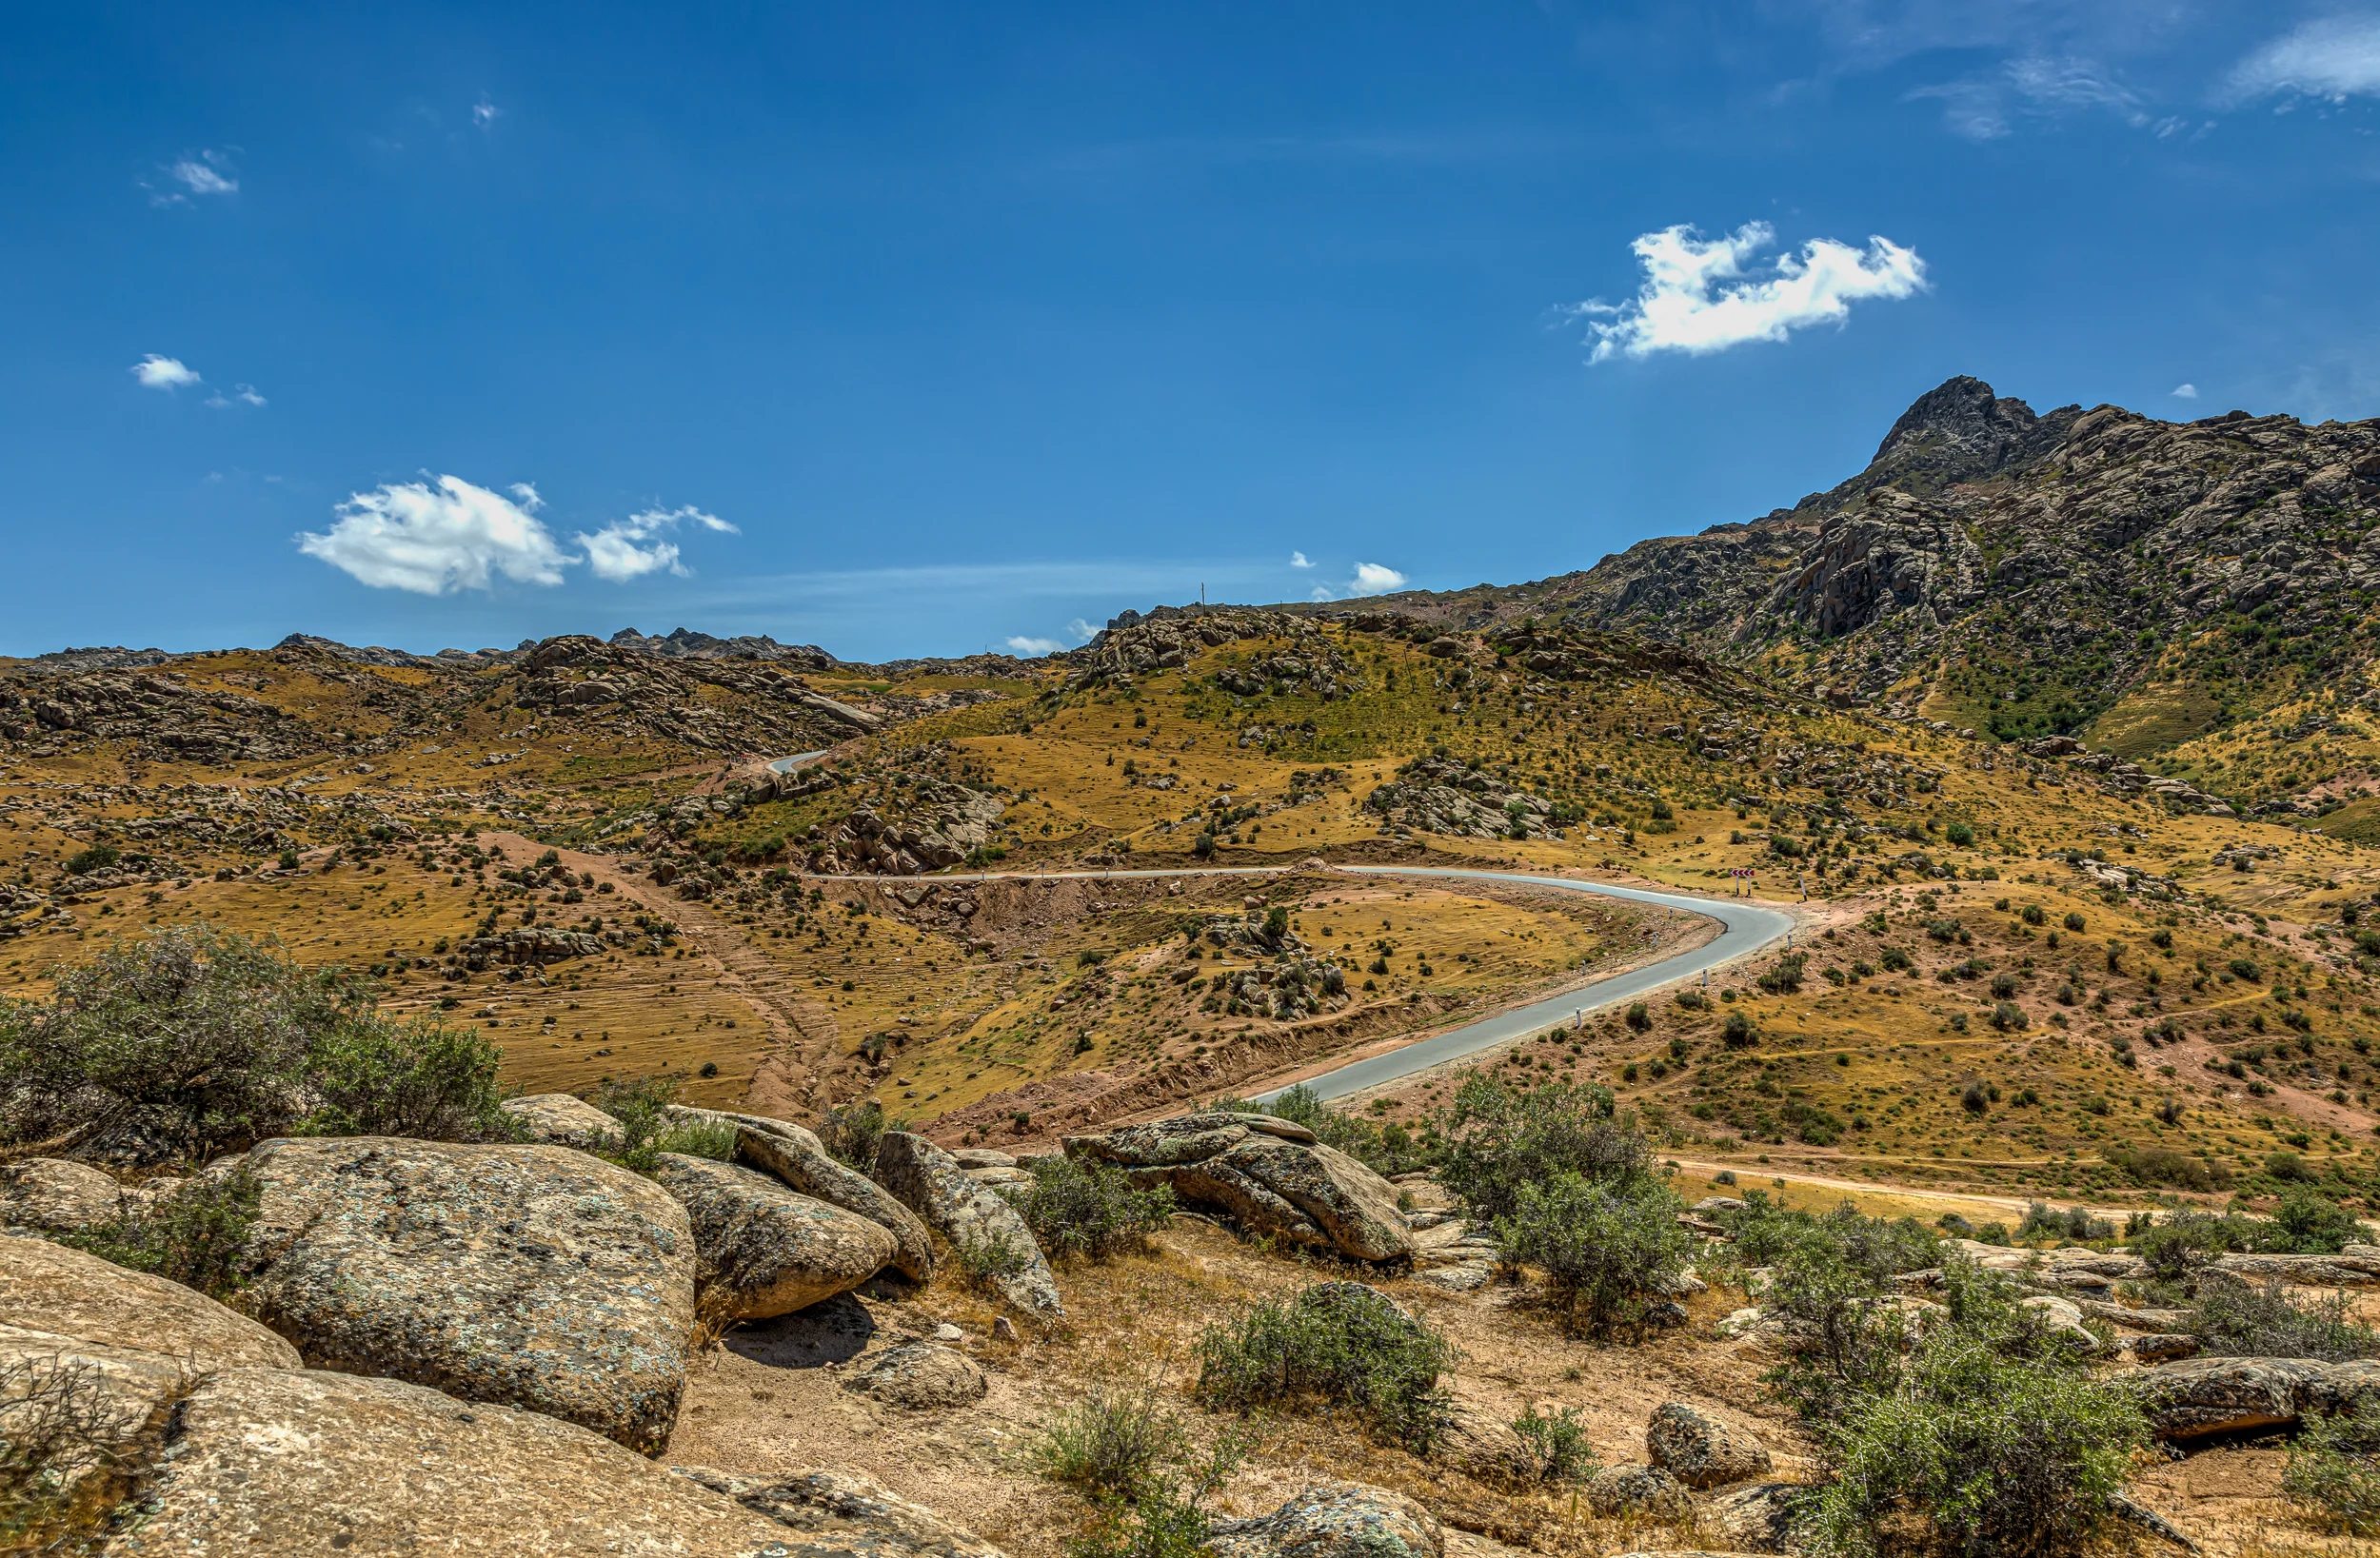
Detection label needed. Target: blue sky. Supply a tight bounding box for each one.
[7,3,2380,662]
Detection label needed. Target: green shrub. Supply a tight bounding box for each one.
[1756,952,1808,996]
[2017,1202,2110,1242]
[955,1228,1034,1286]
[1800,1277,2146,1558]
[2273,1187,2372,1253]
[58,1168,262,1302]
[816,1098,892,1172]
[1194,1282,1458,1452]
[1250,1083,1434,1177]
[2188,1280,2379,1362]
[1722,1010,1759,1047]
[1433,1075,1630,1226]
[1495,1170,1686,1336]
[298,1016,509,1140]
[2286,1391,2380,1535]
[1032,1380,1193,1502]
[1013,1156,1175,1262]
[1509,1403,1599,1484]
[1063,1434,1242,1558]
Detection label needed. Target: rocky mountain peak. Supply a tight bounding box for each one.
[1850,375,2080,502]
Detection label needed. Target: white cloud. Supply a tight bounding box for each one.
[574,504,739,583]
[298,475,574,595]
[1571,222,1926,363]
[1066,618,1100,642]
[130,354,200,390]
[2172,383,2199,400]
[1289,550,1313,568]
[1004,636,1066,656]
[2227,16,2380,102]
[148,149,238,206]
[472,95,502,128]
[1349,562,1408,595]
[204,383,267,409]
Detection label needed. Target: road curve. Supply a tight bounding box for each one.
[785,843,1795,1106]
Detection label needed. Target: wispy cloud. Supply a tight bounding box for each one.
[2172,383,2199,400]
[147,149,238,206]
[1308,562,1411,601]
[130,354,201,390]
[1004,636,1066,656]
[1567,221,1925,363]
[204,383,267,408]
[1290,550,1313,568]
[472,95,503,128]
[1910,55,2148,140]
[300,476,575,595]
[575,504,739,583]
[2226,15,2380,103]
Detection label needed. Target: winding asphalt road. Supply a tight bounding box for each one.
[759,747,1795,1103]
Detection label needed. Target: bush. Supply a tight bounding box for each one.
[1194,1282,1458,1452]
[585,1075,734,1173]
[1032,1380,1193,1502]
[2286,1391,2380,1535]
[1799,1273,2147,1558]
[2017,1203,2110,1243]
[0,924,506,1162]
[1495,1170,1687,1336]
[1434,1075,1630,1226]
[2274,1186,2372,1252]
[1063,1435,1242,1558]
[1509,1403,1599,1484]
[2189,1280,2379,1362]
[1624,1000,1651,1031]
[2104,1146,2230,1193]
[0,1352,157,1550]
[1722,1010,1759,1048]
[1740,1200,1946,1418]
[1011,1155,1175,1262]
[65,843,122,876]
[1756,953,1808,995]
[1250,1084,1433,1177]
[58,1168,262,1302]
[816,1098,891,1172]
[1991,1000,2027,1032]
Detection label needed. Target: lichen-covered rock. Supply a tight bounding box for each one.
[2132,1355,2329,1438]
[1069,1114,1410,1262]
[0,1156,126,1232]
[497,1093,621,1150]
[233,1136,695,1453]
[1,1233,301,1371]
[839,1341,990,1410]
[1207,1482,1443,1558]
[98,1367,808,1557]
[2124,1333,2200,1364]
[1645,1402,1773,1489]
[874,1132,1060,1318]
[1704,1484,1805,1553]
[650,1153,897,1319]
[675,1467,1008,1558]
[734,1121,939,1283]
[1585,1465,1694,1518]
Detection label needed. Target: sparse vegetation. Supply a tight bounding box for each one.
[1009,1155,1176,1262]
[1194,1281,1458,1452]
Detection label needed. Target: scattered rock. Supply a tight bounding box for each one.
[649,1153,898,1319]
[1207,1482,1443,1558]
[2124,1333,2201,1364]
[1646,1402,1773,1489]
[874,1132,1061,1318]
[1415,1261,1497,1293]
[1704,1483,1805,1553]
[1068,1114,1411,1261]
[233,1136,696,1453]
[1,1233,301,1371]
[734,1120,939,1283]
[0,1156,126,1232]
[675,1467,1008,1558]
[841,1342,989,1410]
[1585,1465,1695,1518]
[497,1093,621,1150]
[2018,1294,2105,1352]
[101,1367,803,1556]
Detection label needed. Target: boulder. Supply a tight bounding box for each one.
[2018,1295,2105,1352]
[1207,1482,1443,1558]
[840,1342,990,1410]
[675,1467,1007,1558]
[97,1367,812,1557]
[0,1157,125,1232]
[1646,1402,1773,1489]
[1704,1484,1804,1553]
[874,1132,1061,1319]
[2132,1356,2329,1438]
[649,1153,898,1319]
[2123,1334,2200,1364]
[0,1233,301,1371]
[497,1092,622,1150]
[233,1136,696,1453]
[1069,1114,1411,1261]
[0,1321,205,1530]
[735,1122,939,1283]
[950,1150,1017,1170]
[1585,1465,1695,1518]
[1415,1261,1497,1293]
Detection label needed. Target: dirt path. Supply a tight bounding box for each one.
[1664,1156,2144,1224]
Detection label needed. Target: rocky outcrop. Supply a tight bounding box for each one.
[723,1116,939,1282]
[1207,1482,1443,1558]
[232,1136,696,1453]
[1067,608,1363,700]
[2,1233,302,1372]
[674,1468,1007,1558]
[1362,756,1554,840]
[649,1153,897,1319]
[1584,1465,1694,1518]
[1068,1113,1412,1262]
[99,1367,813,1557]
[809,789,1005,876]
[498,1093,621,1150]
[840,1342,990,1410]
[1645,1402,1773,1489]
[873,1132,1061,1318]
[1,1156,127,1231]
[2132,1355,2380,1438]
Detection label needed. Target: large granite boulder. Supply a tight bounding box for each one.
[0,1157,127,1232]
[874,1132,1061,1319]
[840,1341,990,1410]
[649,1152,897,1319]
[1208,1482,1443,1558]
[1067,1114,1410,1261]
[498,1093,622,1150]
[1645,1402,1773,1489]
[97,1367,817,1557]
[232,1137,696,1453]
[726,1117,939,1282]
[1,1233,301,1371]
[2132,1355,2337,1438]
[675,1468,1007,1558]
